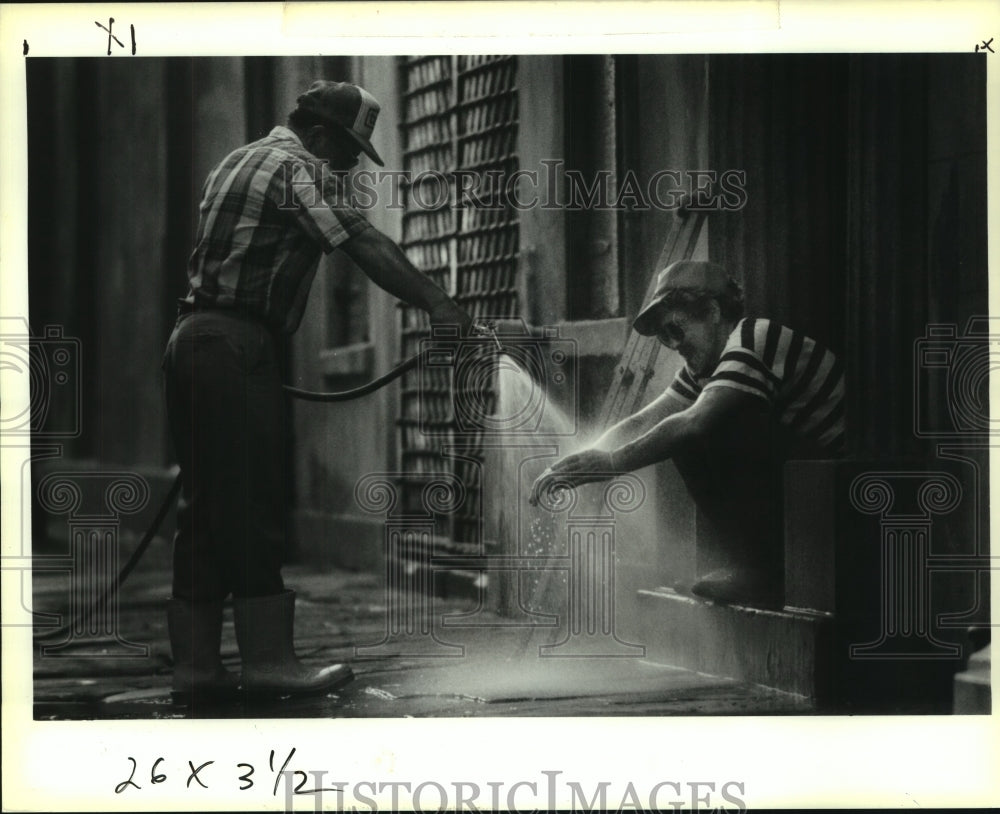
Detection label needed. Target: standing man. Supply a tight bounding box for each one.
[163,80,472,703]
[530,260,844,608]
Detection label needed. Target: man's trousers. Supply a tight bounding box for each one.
[163,309,287,601]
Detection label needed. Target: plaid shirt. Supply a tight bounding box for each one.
[183,126,370,334]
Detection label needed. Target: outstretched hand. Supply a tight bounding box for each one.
[528,449,617,507]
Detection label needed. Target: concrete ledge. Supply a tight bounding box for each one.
[637,587,832,701]
[953,644,991,714]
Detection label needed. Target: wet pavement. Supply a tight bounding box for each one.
[31,539,812,720]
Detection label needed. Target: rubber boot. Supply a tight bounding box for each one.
[166,598,239,705]
[233,590,354,699]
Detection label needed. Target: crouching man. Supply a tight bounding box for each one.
[530,260,844,608]
[162,80,472,704]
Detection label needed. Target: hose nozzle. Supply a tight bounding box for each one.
[473,320,503,352]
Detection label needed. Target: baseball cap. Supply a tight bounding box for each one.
[295,80,385,166]
[632,260,733,336]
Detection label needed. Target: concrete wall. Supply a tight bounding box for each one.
[290,56,402,570]
[29,58,175,468]
[518,56,566,327]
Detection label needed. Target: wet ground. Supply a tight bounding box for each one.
[31,541,811,720]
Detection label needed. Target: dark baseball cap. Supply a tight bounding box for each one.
[295,80,385,166]
[632,260,733,336]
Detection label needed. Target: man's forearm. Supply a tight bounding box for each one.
[611,387,762,472]
[593,392,686,453]
[343,227,461,319]
[611,412,698,473]
[591,413,647,452]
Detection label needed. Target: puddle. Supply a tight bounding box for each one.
[362,686,398,701]
[102,687,173,704]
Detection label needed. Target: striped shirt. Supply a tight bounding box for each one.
[666,318,845,453]
[183,126,370,334]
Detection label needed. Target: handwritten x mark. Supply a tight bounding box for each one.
[95,18,124,55]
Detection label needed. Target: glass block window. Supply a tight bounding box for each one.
[397,55,520,549]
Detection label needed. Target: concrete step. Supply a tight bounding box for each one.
[636,587,832,702]
[953,643,991,714]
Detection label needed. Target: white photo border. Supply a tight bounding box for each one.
[2,2,998,811]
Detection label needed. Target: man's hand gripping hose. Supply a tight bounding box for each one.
[283,319,501,402]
